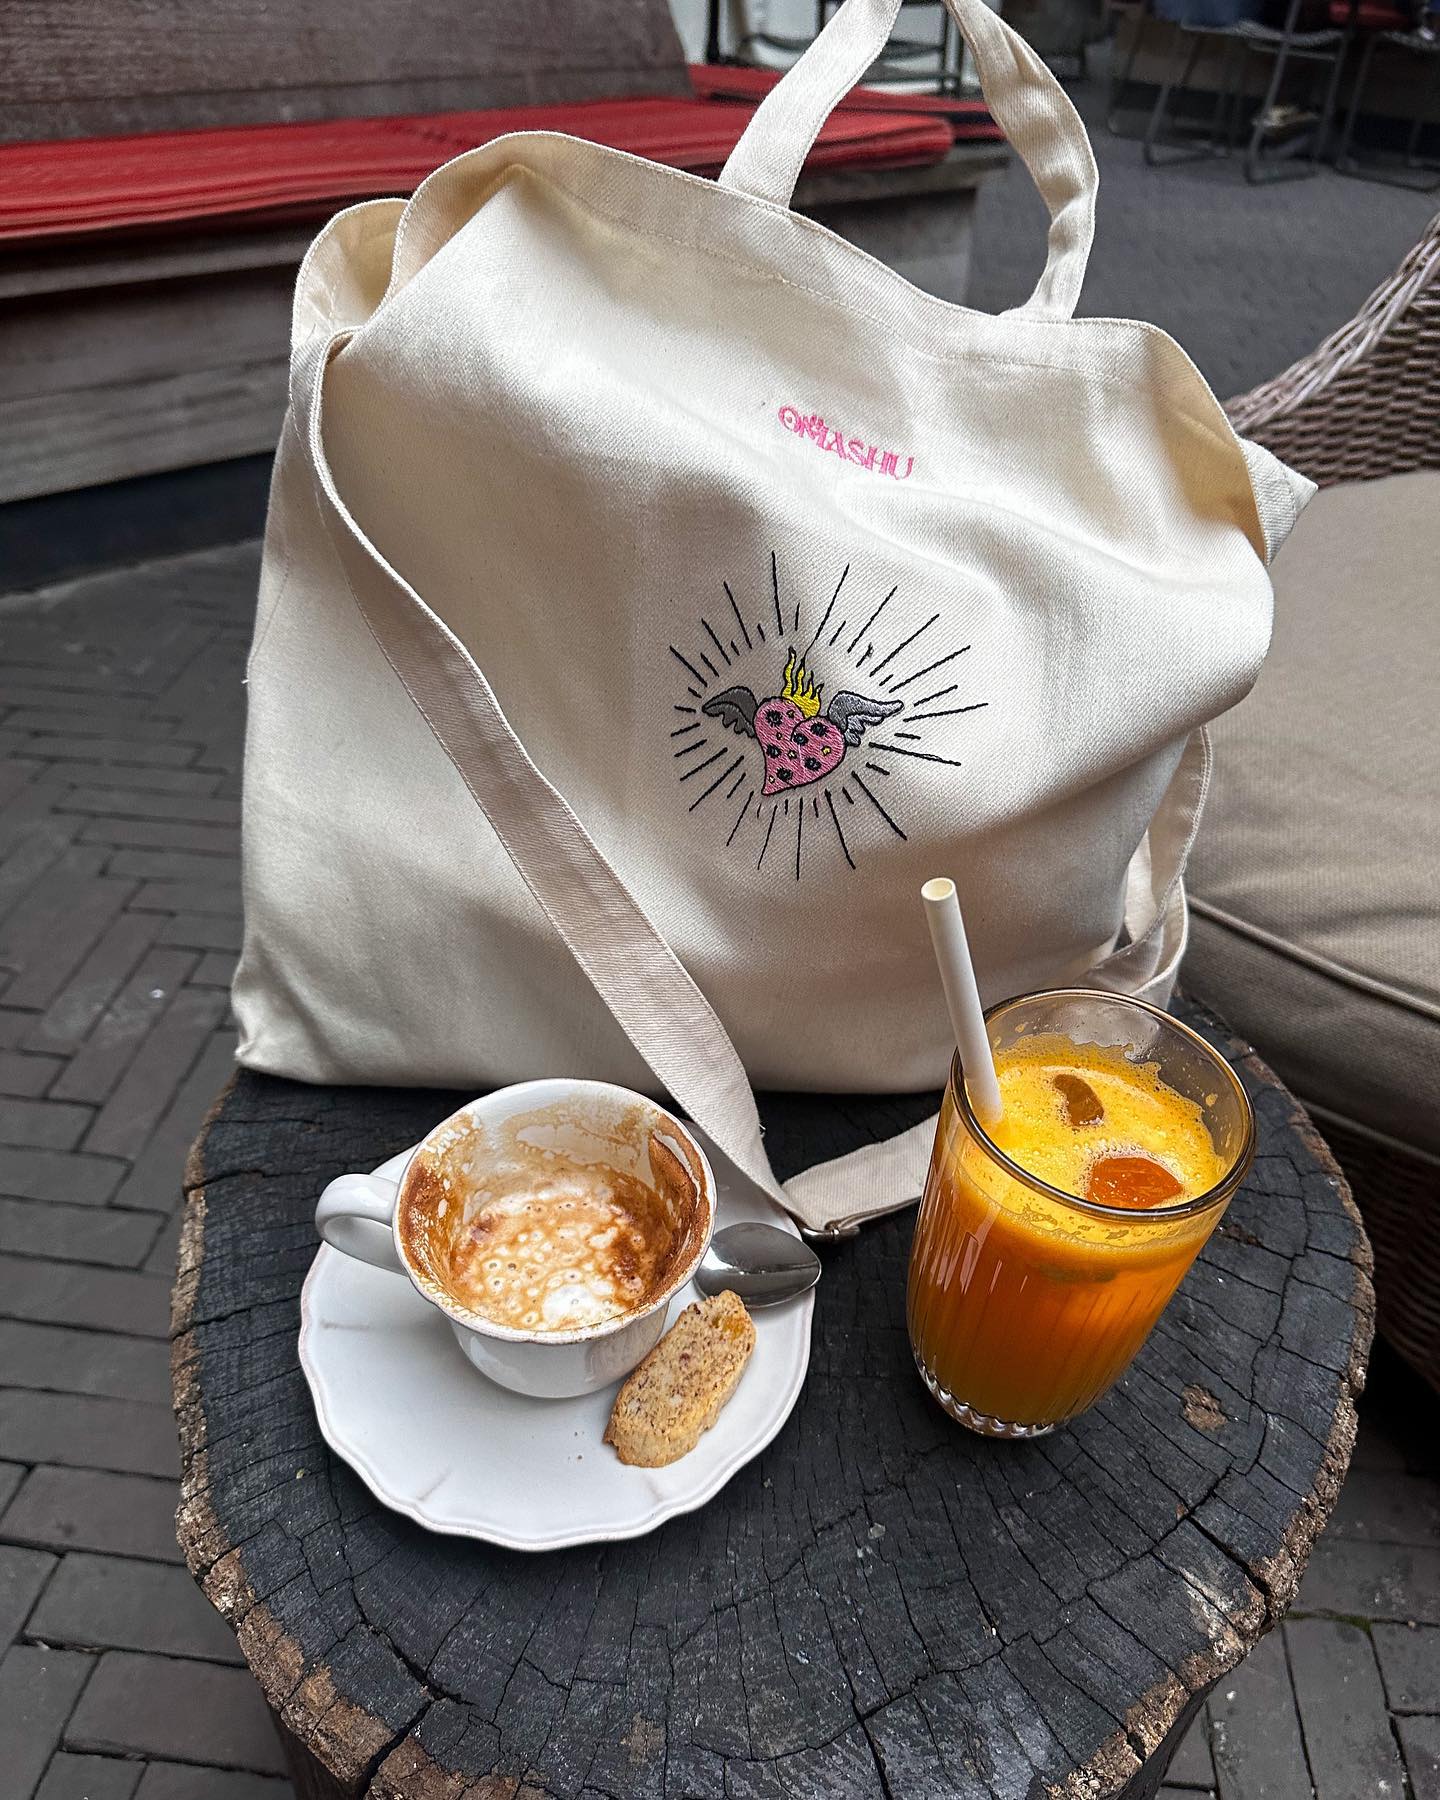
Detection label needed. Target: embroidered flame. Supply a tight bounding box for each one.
[781,649,823,720]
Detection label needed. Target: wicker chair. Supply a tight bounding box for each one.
[1227,209,1440,478]
[1222,213,1440,1390]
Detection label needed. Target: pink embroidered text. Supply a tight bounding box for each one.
[776,406,914,481]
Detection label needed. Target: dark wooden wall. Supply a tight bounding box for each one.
[0,0,691,142]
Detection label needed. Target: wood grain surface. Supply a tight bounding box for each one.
[172,1002,1372,1799]
[0,0,690,140]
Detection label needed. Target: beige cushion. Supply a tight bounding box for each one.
[1187,469,1440,1160]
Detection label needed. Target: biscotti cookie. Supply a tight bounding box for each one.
[604,1290,756,1467]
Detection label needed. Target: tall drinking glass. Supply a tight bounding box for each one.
[906,990,1254,1438]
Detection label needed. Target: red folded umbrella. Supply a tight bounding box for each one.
[0,91,954,244]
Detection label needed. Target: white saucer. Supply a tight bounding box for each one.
[298,1135,814,1551]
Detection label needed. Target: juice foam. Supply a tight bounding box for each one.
[985,1037,1227,1207]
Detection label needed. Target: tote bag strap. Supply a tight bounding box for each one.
[718,0,1098,321]
[1091,727,1208,1002]
[289,327,807,1217]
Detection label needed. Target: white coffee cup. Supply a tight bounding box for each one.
[314,1078,716,1399]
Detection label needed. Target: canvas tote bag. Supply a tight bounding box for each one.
[233,0,1314,1234]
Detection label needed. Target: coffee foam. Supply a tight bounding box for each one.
[397,1100,705,1336]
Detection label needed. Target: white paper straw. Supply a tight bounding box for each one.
[921,877,1004,1127]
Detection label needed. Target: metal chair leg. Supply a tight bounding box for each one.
[1403,52,1440,185]
[1244,40,1328,179]
[1337,33,1440,188]
[1107,8,1150,135]
[1310,25,1353,163]
[1215,36,1248,152]
[1144,30,1214,164]
[1335,29,1378,170]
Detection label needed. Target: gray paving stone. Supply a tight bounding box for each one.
[0,1051,63,1097]
[155,915,243,953]
[0,1458,22,1512]
[5,889,139,1016]
[106,852,242,887]
[0,1468,182,1563]
[57,789,241,827]
[191,745,238,775]
[0,1545,55,1653]
[0,1008,33,1046]
[0,1256,170,1338]
[0,658,136,695]
[1209,1627,1311,1800]
[130,882,243,918]
[2,712,178,742]
[0,1095,95,1150]
[0,1198,161,1268]
[51,949,198,1107]
[23,738,195,770]
[1286,1618,1404,1800]
[0,1147,126,1206]
[0,757,73,816]
[189,953,238,990]
[142,1213,182,1279]
[1328,1470,1440,1547]
[77,819,239,856]
[0,1644,95,1800]
[133,1765,291,1800]
[0,1391,179,1478]
[1401,1716,1440,1800]
[28,1554,242,1664]
[22,913,162,1057]
[1373,1622,1440,1711]
[0,774,64,839]
[0,1321,170,1404]
[37,765,221,797]
[0,815,82,917]
[0,762,41,811]
[110,1030,237,1215]
[0,861,136,1012]
[0,843,106,912]
[0,681,161,714]
[1167,1713,1216,1788]
[35,1751,142,1800]
[83,987,225,1162]
[1297,1540,1440,1624]
[66,1652,286,1774]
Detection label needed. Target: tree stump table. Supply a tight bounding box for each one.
[172,1001,1373,1800]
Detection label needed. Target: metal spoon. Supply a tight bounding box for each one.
[696,1222,822,1308]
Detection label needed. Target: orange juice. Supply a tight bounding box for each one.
[907,1003,1251,1437]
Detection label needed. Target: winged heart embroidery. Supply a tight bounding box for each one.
[669,554,988,878]
[704,650,902,796]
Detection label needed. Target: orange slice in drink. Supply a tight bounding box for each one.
[1054,1072,1104,1126]
[1086,1153,1184,1210]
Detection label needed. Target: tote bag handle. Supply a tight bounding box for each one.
[718,0,1098,321]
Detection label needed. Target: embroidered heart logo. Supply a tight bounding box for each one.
[753,698,845,796]
[703,649,902,802]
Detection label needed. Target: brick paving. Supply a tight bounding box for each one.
[0,543,289,1796]
[1,85,1438,1800]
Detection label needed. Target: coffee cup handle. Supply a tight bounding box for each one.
[315,1172,404,1273]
